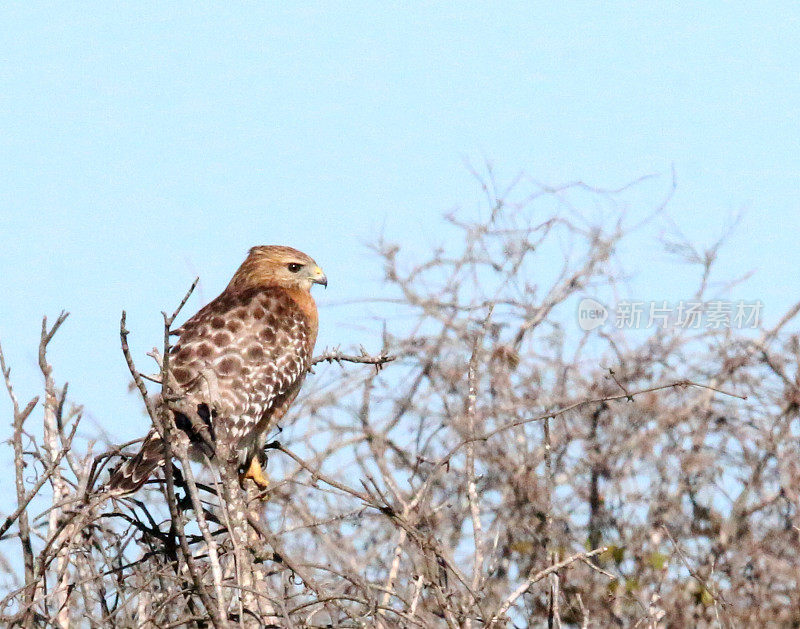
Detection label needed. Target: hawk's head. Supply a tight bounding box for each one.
[228,245,327,292]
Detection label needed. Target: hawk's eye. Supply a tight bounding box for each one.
[287,263,302,273]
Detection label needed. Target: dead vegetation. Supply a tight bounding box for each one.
[1,171,797,627]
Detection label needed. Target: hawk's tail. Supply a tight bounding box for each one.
[107,431,166,495]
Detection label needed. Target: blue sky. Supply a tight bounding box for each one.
[1,3,798,454]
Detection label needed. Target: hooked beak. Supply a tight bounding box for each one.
[311,266,328,288]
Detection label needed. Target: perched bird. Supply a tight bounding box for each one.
[108,245,327,495]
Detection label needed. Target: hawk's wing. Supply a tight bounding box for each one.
[169,286,315,438]
[107,286,315,494]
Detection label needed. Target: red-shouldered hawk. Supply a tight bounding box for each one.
[108,245,327,494]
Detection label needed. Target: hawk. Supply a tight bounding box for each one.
[108,245,327,494]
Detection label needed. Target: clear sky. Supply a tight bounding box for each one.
[1,4,798,457]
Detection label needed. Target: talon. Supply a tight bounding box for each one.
[241,456,270,489]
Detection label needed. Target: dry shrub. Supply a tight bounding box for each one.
[1,171,797,627]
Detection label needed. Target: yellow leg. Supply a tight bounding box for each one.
[241,456,270,489]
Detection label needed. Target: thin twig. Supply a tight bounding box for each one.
[311,348,396,369]
[487,548,608,626]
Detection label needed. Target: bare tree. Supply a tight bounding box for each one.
[1,170,797,627]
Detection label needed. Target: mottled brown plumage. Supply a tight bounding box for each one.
[108,246,326,494]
